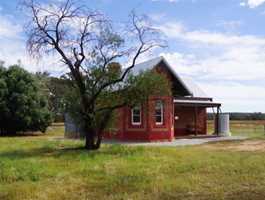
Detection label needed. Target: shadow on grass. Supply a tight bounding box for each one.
[0,132,45,137]
[0,146,87,159]
[0,144,144,160]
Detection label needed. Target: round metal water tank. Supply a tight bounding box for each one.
[218,114,231,136]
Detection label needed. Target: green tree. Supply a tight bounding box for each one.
[0,63,8,134]
[24,0,168,150]
[0,64,52,135]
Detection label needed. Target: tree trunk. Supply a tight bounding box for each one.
[94,131,103,149]
[81,107,107,150]
[84,126,102,150]
[85,127,95,150]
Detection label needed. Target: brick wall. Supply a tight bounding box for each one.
[174,106,207,136]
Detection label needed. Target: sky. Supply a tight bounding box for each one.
[0,0,265,112]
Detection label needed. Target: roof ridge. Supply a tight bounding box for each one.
[137,56,163,65]
[132,56,208,98]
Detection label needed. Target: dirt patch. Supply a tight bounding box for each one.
[203,140,265,152]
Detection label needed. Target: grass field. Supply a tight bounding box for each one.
[0,122,265,200]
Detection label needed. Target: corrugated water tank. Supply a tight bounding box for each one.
[218,114,231,136]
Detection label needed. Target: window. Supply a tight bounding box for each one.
[131,106,141,125]
[155,100,164,125]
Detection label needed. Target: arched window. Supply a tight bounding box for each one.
[131,105,141,125]
[155,100,164,125]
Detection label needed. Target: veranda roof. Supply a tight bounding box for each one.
[174,99,221,107]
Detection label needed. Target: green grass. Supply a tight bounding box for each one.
[0,123,265,200]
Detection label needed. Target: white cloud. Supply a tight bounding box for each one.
[201,83,265,112]
[159,21,265,78]
[216,20,243,32]
[240,2,247,7]
[148,13,167,22]
[0,14,65,75]
[159,21,265,46]
[0,14,25,65]
[162,51,265,111]
[161,48,265,82]
[240,0,265,8]
[157,21,265,112]
[0,15,22,38]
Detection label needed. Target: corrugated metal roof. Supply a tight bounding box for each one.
[174,99,221,107]
[181,77,208,98]
[131,56,209,98]
[130,56,163,74]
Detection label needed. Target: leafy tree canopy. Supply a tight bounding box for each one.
[0,63,52,135]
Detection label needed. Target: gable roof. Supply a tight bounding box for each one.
[132,56,208,98]
[180,77,208,98]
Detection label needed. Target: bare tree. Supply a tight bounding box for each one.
[23,0,166,150]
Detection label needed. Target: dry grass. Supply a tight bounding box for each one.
[202,140,265,152]
[208,120,265,138]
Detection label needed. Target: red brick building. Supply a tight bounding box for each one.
[104,57,221,142]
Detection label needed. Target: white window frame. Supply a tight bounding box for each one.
[155,100,164,125]
[131,105,142,125]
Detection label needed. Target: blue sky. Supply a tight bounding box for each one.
[1,0,265,112]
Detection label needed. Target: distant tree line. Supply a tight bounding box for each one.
[208,112,265,120]
[35,72,70,122]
